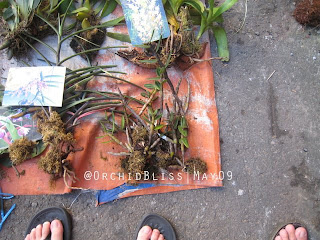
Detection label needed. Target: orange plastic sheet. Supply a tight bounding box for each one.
[0,7,222,198]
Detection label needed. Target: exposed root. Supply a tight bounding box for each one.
[34,111,81,186]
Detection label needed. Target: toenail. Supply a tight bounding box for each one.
[299,231,306,237]
[141,226,151,234]
[51,220,59,228]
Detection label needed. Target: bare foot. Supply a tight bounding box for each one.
[25,220,63,240]
[137,226,165,240]
[275,224,308,240]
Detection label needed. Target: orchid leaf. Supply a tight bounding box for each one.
[212,26,229,61]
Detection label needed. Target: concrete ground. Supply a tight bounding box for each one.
[1,0,320,239]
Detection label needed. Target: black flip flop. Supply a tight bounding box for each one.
[25,207,72,240]
[271,222,308,240]
[135,213,176,240]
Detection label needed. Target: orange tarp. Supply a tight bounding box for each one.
[0,7,222,198]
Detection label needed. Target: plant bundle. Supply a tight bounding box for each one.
[116,0,238,70]
[0,0,71,59]
[69,0,121,62]
[1,2,132,186]
[101,44,208,182]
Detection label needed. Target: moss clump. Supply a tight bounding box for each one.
[185,158,207,174]
[155,150,172,169]
[127,150,146,176]
[178,6,202,56]
[131,126,148,144]
[34,111,75,175]
[294,0,320,27]
[9,137,35,165]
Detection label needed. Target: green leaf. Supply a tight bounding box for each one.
[147,77,161,81]
[106,32,131,43]
[94,0,105,15]
[121,115,125,130]
[178,125,188,137]
[154,124,165,130]
[102,15,125,27]
[111,111,115,134]
[178,0,205,15]
[154,81,161,91]
[209,0,238,22]
[59,0,76,13]
[84,0,91,9]
[32,0,41,9]
[49,0,59,9]
[164,2,179,29]
[71,7,90,14]
[3,7,13,20]
[212,26,229,61]
[141,92,150,98]
[144,84,155,89]
[180,116,187,127]
[59,97,95,112]
[0,1,9,9]
[138,59,158,64]
[101,0,117,18]
[81,18,91,29]
[0,117,21,141]
[179,137,189,148]
[154,112,162,121]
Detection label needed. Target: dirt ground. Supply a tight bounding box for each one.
[1,0,320,239]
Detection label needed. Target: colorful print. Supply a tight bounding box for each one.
[2,67,66,107]
[120,0,170,45]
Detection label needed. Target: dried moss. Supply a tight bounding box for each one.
[127,150,146,175]
[155,150,172,169]
[178,7,202,56]
[294,0,320,27]
[38,146,62,174]
[9,137,35,165]
[131,126,148,144]
[185,158,207,174]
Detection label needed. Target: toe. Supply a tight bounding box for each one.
[42,222,51,239]
[158,233,165,240]
[279,229,289,240]
[30,228,37,240]
[151,229,160,240]
[285,224,297,240]
[295,227,307,240]
[36,224,42,240]
[137,226,152,240]
[25,234,31,240]
[50,220,63,240]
